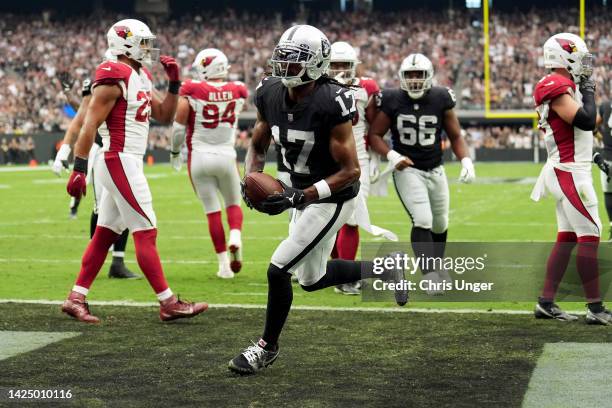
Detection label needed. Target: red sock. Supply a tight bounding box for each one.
[207,211,226,253]
[132,229,169,294]
[336,225,360,261]
[75,226,120,289]
[577,235,600,303]
[541,231,576,301]
[226,205,243,231]
[331,235,339,259]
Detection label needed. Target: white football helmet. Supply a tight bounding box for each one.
[106,19,159,65]
[193,48,229,81]
[270,25,331,88]
[399,53,434,99]
[543,33,592,83]
[329,41,360,84]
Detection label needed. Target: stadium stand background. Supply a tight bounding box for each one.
[0,0,609,163]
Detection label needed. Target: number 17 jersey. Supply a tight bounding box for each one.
[255,76,359,203]
[179,80,248,158]
[380,86,455,170]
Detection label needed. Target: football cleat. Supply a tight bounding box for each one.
[228,229,242,273]
[217,262,235,279]
[334,282,361,295]
[228,341,279,375]
[585,307,612,325]
[159,295,208,322]
[385,252,408,306]
[534,302,578,321]
[61,291,100,324]
[108,260,141,279]
[422,271,445,296]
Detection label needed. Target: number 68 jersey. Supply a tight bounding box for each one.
[255,76,359,203]
[380,86,456,171]
[179,80,248,158]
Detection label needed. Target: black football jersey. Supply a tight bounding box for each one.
[275,142,289,172]
[599,100,612,160]
[380,86,456,170]
[81,77,103,147]
[255,77,359,203]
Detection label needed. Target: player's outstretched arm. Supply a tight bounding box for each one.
[151,55,181,124]
[244,110,272,175]
[367,110,413,170]
[443,109,475,183]
[52,96,91,176]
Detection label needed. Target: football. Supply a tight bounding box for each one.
[244,172,284,211]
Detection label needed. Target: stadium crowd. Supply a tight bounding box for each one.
[0,7,609,148]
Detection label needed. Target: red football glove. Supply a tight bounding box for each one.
[160,55,180,82]
[67,170,87,199]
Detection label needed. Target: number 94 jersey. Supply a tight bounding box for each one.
[180,80,248,158]
[255,77,359,203]
[380,86,456,170]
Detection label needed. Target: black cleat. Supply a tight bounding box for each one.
[228,341,279,375]
[534,302,578,321]
[386,252,408,306]
[108,261,141,279]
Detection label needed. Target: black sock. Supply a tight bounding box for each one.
[411,227,434,274]
[71,197,81,211]
[605,193,612,227]
[432,230,448,260]
[300,260,374,292]
[588,301,604,313]
[261,264,293,348]
[538,296,553,307]
[90,212,98,239]
[113,229,129,254]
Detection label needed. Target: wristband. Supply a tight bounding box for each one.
[461,157,473,168]
[314,180,331,199]
[386,150,403,166]
[170,150,180,156]
[73,156,88,174]
[56,143,71,161]
[168,81,181,95]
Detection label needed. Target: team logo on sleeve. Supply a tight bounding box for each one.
[555,38,578,54]
[114,26,133,39]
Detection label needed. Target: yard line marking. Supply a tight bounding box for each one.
[522,343,612,408]
[0,299,585,315]
[0,331,80,361]
[0,258,269,265]
[0,234,287,241]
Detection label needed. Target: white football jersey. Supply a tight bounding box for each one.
[180,80,248,158]
[351,77,380,160]
[93,60,153,157]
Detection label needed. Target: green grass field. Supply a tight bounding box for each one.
[0,162,611,407]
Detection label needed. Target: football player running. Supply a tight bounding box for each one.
[368,53,475,292]
[228,25,406,375]
[531,33,611,324]
[62,19,207,323]
[328,41,393,295]
[53,58,140,280]
[171,48,247,279]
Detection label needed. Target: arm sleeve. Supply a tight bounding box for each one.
[93,62,127,88]
[254,79,268,121]
[443,87,457,110]
[179,81,192,97]
[379,90,395,118]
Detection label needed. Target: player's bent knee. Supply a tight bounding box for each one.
[267,263,290,283]
[432,217,448,234]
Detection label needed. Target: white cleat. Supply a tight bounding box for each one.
[217,263,235,279]
[228,229,242,273]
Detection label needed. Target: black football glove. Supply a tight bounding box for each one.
[261,180,305,215]
[58,72,74,94]
[579,76,596,94]
[593,152,610,179]
[240,178,254,210]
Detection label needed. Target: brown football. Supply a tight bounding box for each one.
[244,172,284,212]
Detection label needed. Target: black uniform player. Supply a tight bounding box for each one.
[369,53,474,293]
[597,100,612,239]
[228,25,406,375]
[52,77,139,279]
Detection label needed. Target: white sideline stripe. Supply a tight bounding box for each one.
[522,343,612,408]
[0,331,81,361]
[0,258,269,265]
[0,299,585,315]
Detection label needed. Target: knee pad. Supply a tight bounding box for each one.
[432,214,448,234]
